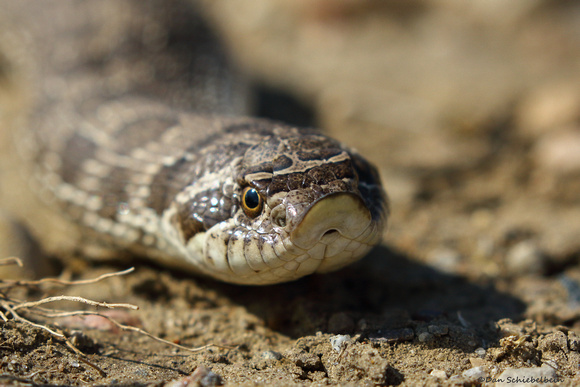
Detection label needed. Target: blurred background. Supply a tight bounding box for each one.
[198,0,580,282]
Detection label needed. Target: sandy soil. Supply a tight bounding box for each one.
[2,1,580,385]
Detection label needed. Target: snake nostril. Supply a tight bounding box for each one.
[323,229,338,237]
[320,229,340,244]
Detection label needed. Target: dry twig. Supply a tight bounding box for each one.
[0,267,135,289]
[0,257,23,267]
[12,296,138,311]
[0,260,233,368]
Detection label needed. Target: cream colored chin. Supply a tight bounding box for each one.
[290,192,372,249]
[290,192,377,275]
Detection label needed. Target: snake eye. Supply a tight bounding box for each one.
[241,187,263,218]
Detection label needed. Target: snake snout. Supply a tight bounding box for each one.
[290,192,372,249]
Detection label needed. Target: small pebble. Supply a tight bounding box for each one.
[497,319,524,337]
[165,366,223,387]
[430,369,447,379]
[462,366,486,379]
[261,350,282,361]
[474,347,486,357]
[505,241,545,275]
[418,332,433,343]
[428,325,448,336]
[197,368,223,387]
[496,365,558,387]
[330,334,351,352]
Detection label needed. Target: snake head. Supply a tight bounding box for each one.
[185,124,388,285]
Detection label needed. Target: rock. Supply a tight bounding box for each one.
[430,369,447,379]
[496,319,525,337]
[462,366,486,379]
[428,325,449,336]
[165,366,223,387]
[505,241,545,275]
[261,350,282,361]
[330,334,351,352]
[495,365,558,387]
[474,347,486,357]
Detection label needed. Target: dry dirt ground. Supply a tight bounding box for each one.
[2,1,580,386]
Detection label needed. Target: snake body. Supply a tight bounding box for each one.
[0,1,387,285]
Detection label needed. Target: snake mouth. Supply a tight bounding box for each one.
[290,192,372,250]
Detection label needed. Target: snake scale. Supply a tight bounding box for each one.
[0,1,387,285]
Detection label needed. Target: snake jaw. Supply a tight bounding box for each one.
[285,192,379,274]
[185,191,380,285]
[290,192,372,250]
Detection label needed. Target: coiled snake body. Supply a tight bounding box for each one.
[0,1,387,285]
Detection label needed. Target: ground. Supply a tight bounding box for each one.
[1,0,580,386]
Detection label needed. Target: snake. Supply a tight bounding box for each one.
[0,1,387,285]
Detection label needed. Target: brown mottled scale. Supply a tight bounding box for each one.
[0,1,387,285]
